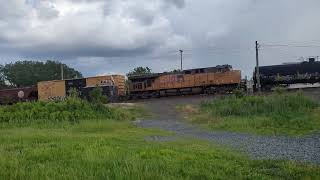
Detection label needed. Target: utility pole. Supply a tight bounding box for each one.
[61,63,64,80]
[255,41,261,93]
[179,49,183,71]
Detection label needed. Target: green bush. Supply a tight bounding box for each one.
[89,87,108,104]
[197,92,320,135]
[68,88,80,99]
[0,97,129,127]
[233,88,245,98]
[201,92,318,117]
[274,87,286,95]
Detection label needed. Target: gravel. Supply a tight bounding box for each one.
[137,119,320,164]
[133,92,320,164]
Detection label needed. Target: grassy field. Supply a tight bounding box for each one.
[0,98,319,179]
[178,92,320,136]
[0,98,147,128]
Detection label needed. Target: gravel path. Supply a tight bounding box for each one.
[133,94,320,164]
[137,119,320,164]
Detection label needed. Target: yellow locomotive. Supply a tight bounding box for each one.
[128,65,241,98]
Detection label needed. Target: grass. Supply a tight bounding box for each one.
[1,120,320,179]
[0,98,144,128]
[0,97,319,179]
[178,92,320,136]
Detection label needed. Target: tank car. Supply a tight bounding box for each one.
[254,58,320,90]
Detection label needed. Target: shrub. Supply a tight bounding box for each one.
[198,92,320,135]
[89,87,108,104]
[68,88,80,99]
[201,92,318,117]
[0,98,127,126]
[233,89,245,98]
[274,87,286,95]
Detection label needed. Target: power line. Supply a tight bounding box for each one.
[183,47,253,52]
[87,48,253,63]
[76,42,319,65]
[260,40,320,45]
[260,42,320,58]
[261,44,320,48]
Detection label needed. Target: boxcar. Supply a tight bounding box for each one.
[128,65,241,98]
[0,86,38,105]
[37,75,125,101]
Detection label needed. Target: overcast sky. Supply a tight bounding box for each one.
[1,0,320,78]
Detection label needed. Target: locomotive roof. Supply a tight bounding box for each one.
[127,73,161,80]
[128,65,233,80]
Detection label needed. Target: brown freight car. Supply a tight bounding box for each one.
[128,65,241,98]
[0,86,38,105]
[86,75,126,96]
[37,75,126,101]
[38,80,66,101]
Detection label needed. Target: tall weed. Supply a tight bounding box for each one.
[0,97,129,126]
[201,92,318,117]
[198,92,320,135]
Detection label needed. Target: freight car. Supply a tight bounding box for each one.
[37,75,125,101]
[128,65,241,98]
[0,86,38,105]
[254,58,320,90]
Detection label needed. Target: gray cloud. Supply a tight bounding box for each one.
[0,0,189,62]
[165,0,320,76]
[0,0,319,77]
[0,0,28,20]
[164,0,185,8]
[36,1,60,20]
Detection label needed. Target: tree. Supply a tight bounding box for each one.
[170,69,182,73]
[0,60,83,87]
[0,78,5,89]
[0,65,8,89]
[127,66,152,77]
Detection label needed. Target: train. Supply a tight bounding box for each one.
[0,58,319,104]
[128,58,319,98]
[254,58,320,90]
[128,65,242,98]
[0,86,38,105]
[37,75,125,102]
[0,75,125,104]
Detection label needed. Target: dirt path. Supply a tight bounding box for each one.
[134,94,320,164]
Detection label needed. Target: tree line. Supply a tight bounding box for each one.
[0,61,82,89]
[0,60,157,90]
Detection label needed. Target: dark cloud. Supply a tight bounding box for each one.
[36,2,60,20]
[17,44,154,59]
[0,0,319,77]
[165,0,320,76]
[0,0,28,20]
[0,0,188,60]
[164,0,185,8]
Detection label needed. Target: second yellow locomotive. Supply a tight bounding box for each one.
[128,65,241,98]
